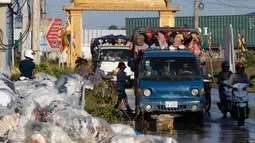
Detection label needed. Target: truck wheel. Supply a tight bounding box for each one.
[194,112,204,125]
[135,113,149,134]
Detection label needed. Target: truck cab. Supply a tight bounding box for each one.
[131,27,206,132]
[99,45,134,86]
[90,35,134,87]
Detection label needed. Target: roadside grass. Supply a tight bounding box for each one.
[84,87,135,127]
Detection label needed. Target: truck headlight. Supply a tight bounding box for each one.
[191,88,199,96]
[143,89,152,96]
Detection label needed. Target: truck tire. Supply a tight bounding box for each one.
[194,112,204,125]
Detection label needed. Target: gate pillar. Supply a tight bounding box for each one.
[159,11,176,27]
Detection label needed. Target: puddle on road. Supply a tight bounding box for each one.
[145,114,255,143]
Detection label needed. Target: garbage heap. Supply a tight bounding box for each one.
[0,68,177,143]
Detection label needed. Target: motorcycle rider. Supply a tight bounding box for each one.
[90,60,112,97]
[19,50,36,80]
[217,61,233,116]
[114,62,133,113]
[229,63,250,86]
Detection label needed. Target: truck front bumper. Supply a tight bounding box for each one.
[138,99,204,114]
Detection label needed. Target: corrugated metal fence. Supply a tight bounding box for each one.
[14,29,126,59]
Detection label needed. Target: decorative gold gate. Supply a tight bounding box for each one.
[63,0,179,67]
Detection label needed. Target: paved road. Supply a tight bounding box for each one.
[126,88,255,143]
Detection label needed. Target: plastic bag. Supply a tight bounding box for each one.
[0,75,15,92]
[34,72,57,82]
[0,89,15,107]
[89,117,114,143]
[64,73,85,85]
[0,105,20,137]
[49,100,90,118]
[26,87,77,107]
[7,116,31,142]
[111,124,136,135]
[14,80,55,98]
[138,135,177,143]
[50,124,76,143]
[83,79,94,90]
[0,78,15,94]
[110,135,153,143]
[0,66,11,79]
[110,135,136,143]
[51,115,114,143]
[22,121,75,143]
[8,97,40,120]
[55,75,83,96]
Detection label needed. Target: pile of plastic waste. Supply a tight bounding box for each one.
[0,67,177,143]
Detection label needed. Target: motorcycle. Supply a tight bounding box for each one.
[203,78,212,112]
[214,76,233,117]
[230,83,253,126]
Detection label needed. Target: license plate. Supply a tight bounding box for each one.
[165,101,178,108]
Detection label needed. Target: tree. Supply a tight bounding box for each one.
[108,25,119,30]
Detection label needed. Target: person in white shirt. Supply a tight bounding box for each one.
[169,34,187,51]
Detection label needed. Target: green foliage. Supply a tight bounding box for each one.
[244,51,255,68]
[36,62,70,78]
[108,25,119,30]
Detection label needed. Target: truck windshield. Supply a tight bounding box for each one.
[100,48,130,62]
[140,57,201,81]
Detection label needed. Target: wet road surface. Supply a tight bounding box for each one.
[126,88,255,143]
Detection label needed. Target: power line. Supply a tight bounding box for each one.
[0,0,31,50]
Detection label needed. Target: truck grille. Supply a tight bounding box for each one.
[157,105,187,112]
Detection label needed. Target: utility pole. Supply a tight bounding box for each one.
[194,0,199,29]
[40,0,46,18]
[8,3,14,66]
[32,0,41,64]
[21,0,28,60]
[0,4,7,67]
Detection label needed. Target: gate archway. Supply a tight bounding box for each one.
[63,0,180,67]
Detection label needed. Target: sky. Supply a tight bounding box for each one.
[46,0,255,29]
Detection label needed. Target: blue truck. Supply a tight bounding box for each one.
[131,27,207,133]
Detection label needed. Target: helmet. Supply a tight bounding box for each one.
[117,62,126,69]
[221,61,230,69]
[25,50,35,60]
[235,62,245,70]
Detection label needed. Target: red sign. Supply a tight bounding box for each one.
[40,18,62,50]
[45,18,62,49]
